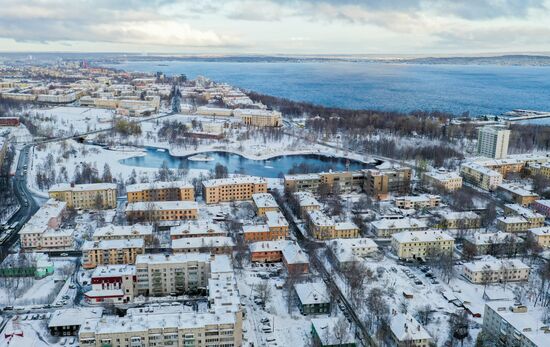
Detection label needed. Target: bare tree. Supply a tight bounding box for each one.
[255,279,272,308]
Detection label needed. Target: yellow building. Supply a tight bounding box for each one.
[391,230,454,260]
[252,193,279,216]
[459,162,502,191]
[528,227,550,248]
[306,210,359,240]
[394,194,440,209]
[496,215,542,233]
[126,181,195,202]
[421,171,463,191]
[82,239,145,269]
[293,191,321,218]
[125,201,198,221]
[49,183,117,209]
[233,109,283,127]
[202,177,267,204]
[363,167,412,200]
[463,256,530,283]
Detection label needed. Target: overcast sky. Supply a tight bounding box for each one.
[1,0,550,55]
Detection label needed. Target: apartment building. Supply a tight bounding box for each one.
[19,199,69,249]
[170,221,226,239]
[438,211,481,230]
[391,230,454,260]
[390,314,432,347]
[202,177,267,204]
[125,201,198,221]
[252,192,279,216]
[497,183,539,206]
[503,204,544,227]
[84,265,136,304]
[326,238,378,268]
[421,170,463,191]
[135,253,219,296]
[249,240,309,274]
[126,181,195,202]
[82,239,145,269]
[530,161,550,179]
[459,162,503,191]
[363,167,412,200]
[293,191,322,218]
[48,308,104,337]
[482,302,548,347]
[92,224,153,244]
[285,171,364,194]
[171,236,235,255]
[528,227,550,249]
[477,126,510,159]
[463,256,530,283]
[49,183,117,209]
[394,194,441,209]
[79,307,243,347]
[233,108,283,127]
[497,216,532,233]
[463,232,522,256]
[531,199,550,217]
[306,210,359,240]
[371,218,428,238]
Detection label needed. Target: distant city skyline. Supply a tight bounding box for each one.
[1,0,550,55]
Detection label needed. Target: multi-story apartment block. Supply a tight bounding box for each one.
[326,238,378,268]
[529,161,550,179]
[391,230,454,260]
[477,126,510,159]
[293,191,322,218]
[394,194,441,209]
[528,227,550,249]
[170,221,226,239]
[463,256,530,283]
[202,177,267,204]
[171,236,235,255]
[463,232,522,256]
[135,253,222,296]
[306,210,359,240]
[19,199,71,249]
[363,167,412,200]
[438,211,481,230]
[531,199,550,217]
[482,302,548,347]
[233,108,283,127]
[497,183,539,206]
[390,314,432,347]
[460,162,503,191]
[92,224,153,244]
[125,201,198,221]
[252,193,279,216]
[49,183,117,209]
[371,218,428,238]
[126,181,195,202]
[421,170,463,191]
[84,265,136,304]
[503,204,544,227]
[496,216,532,233]
[285,171,366,194]
[82,239,145,269]
[243,210,289,242]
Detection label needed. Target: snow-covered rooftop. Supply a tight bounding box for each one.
[497,183,538,197]
[91,264,136,278]
[170,221,225,236]
[371,217,427,231]
[392,229,454,243]
[464,232,520,245]
[49,182,117,192]
[82,238,144,250]
[293,191,321,207]
[93,224,153,238]
[252,193,278,209]
[265,210,288,228]
[135,252,211,265]
[294,281,329,305]
[202,176,265,187]
[19,199,66,235]
[423,170,461,181]
[504,204,544,219]
[463,256,529,272]
[311,318,355,345]
[390,313,432,342]
[126,180,193,192]
[306,210,334,227]
[529,226,550,236]
[49,307,103,328]
[171,236,235,249]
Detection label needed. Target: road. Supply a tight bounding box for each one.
[278,198,377,347]
[1,111,180,260]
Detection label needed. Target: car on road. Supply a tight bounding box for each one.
[260,318,270,324]
[60,253,68,257]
